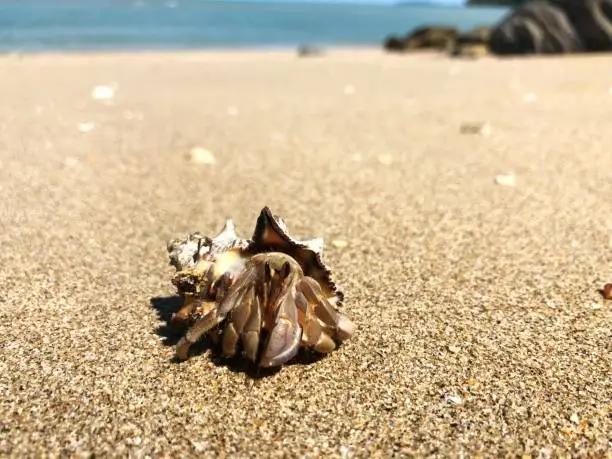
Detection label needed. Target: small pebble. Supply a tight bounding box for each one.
[297,45,325,57]
[494,173,516,187]
[590,302,601,310]
[331,240,348,249]
[186,147,216,165]
[602,283,612,300]
[91,85,116,101]
[64,157,79,167]
[447,345,460,353]
[460,122,492,137]
[378,154,394,165]
[446,395,463,405]
[570,413,580,424]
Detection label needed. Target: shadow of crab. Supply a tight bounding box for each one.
[150,295,184,346]
[150,295,327,377]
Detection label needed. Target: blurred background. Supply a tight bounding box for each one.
[0,0,509,52]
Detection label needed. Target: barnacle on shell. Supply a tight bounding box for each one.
[166,207,355,368]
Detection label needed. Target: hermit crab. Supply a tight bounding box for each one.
[166,207,356,368]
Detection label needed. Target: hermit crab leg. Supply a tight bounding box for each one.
[333,311,357,342]
[241,289,263,363]
[170,294,197,327]
[294,289,336,353]
[221,285,256,358]
[259,289,302,368]
[175,301,221,360]
[171,268,232,328]
[174,267,254,360]
[297,276,356,342]
[208,270,234,304]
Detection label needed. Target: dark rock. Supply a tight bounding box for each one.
[456,26,492,46]
[405,26,459,50]
[490,1,583,54]
[384,26,458,52]
[451,26,492,57]
[554,0,612,51]
[490,0,612,55]
[297,45,324,57]
[451,43,490,59]
[384,35,408,52]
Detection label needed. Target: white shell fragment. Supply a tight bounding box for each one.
[522,92,538,103]
[63,157,79,168]
[91,85,116,101]
[494,173,516,187]
[344,85,356,95]
[77,122,96,133]
[186,147,216,165]
[331,239,348,249]
[378,154,394,165]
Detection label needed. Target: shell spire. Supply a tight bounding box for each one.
[249,207,343,305]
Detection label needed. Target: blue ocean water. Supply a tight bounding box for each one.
[0,1,509,52]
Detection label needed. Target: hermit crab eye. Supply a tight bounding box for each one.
[264,262,272,282]
[280,261,291,279]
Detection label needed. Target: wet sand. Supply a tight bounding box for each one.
[0,49,611,457]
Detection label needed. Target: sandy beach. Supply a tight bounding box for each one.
[0,48,610,457]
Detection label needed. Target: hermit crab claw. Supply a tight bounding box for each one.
[165,207,356,369]
[259,289,302,368]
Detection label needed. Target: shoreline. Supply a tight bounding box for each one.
[0,44,384,59]
[4,46,612,64]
